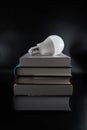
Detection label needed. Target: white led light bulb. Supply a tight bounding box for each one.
[28,35,64,56]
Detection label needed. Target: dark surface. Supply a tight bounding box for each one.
[0,73,87,130]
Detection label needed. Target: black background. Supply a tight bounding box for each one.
[0,4,87,129]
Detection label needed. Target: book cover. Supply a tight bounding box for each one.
[14,84,73,96]
[19,53,71,67]
[15,76,71,84]
[13,96,71,111]
[14,64,71,76]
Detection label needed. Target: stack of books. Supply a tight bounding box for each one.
[13,53,73,111]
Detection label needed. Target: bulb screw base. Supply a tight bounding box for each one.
[28,46,39,56]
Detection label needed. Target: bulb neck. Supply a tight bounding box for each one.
[28,46,39,56]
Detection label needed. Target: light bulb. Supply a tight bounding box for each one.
[28,35,64,56]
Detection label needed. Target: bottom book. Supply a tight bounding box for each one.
[13,96,71,111]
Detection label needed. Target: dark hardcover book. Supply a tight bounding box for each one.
[15,76,71,84]
[14,64,71,76]
[14,83,73,96]
[13,96,71,111]
[19,53,71,67]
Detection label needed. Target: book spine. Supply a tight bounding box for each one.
[14,64,72,77]
[15,76,71,84]
[20,58,71,67]
[13,96,71,111]
[14,84,73,96]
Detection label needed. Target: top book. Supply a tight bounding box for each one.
[19,53,71,67]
